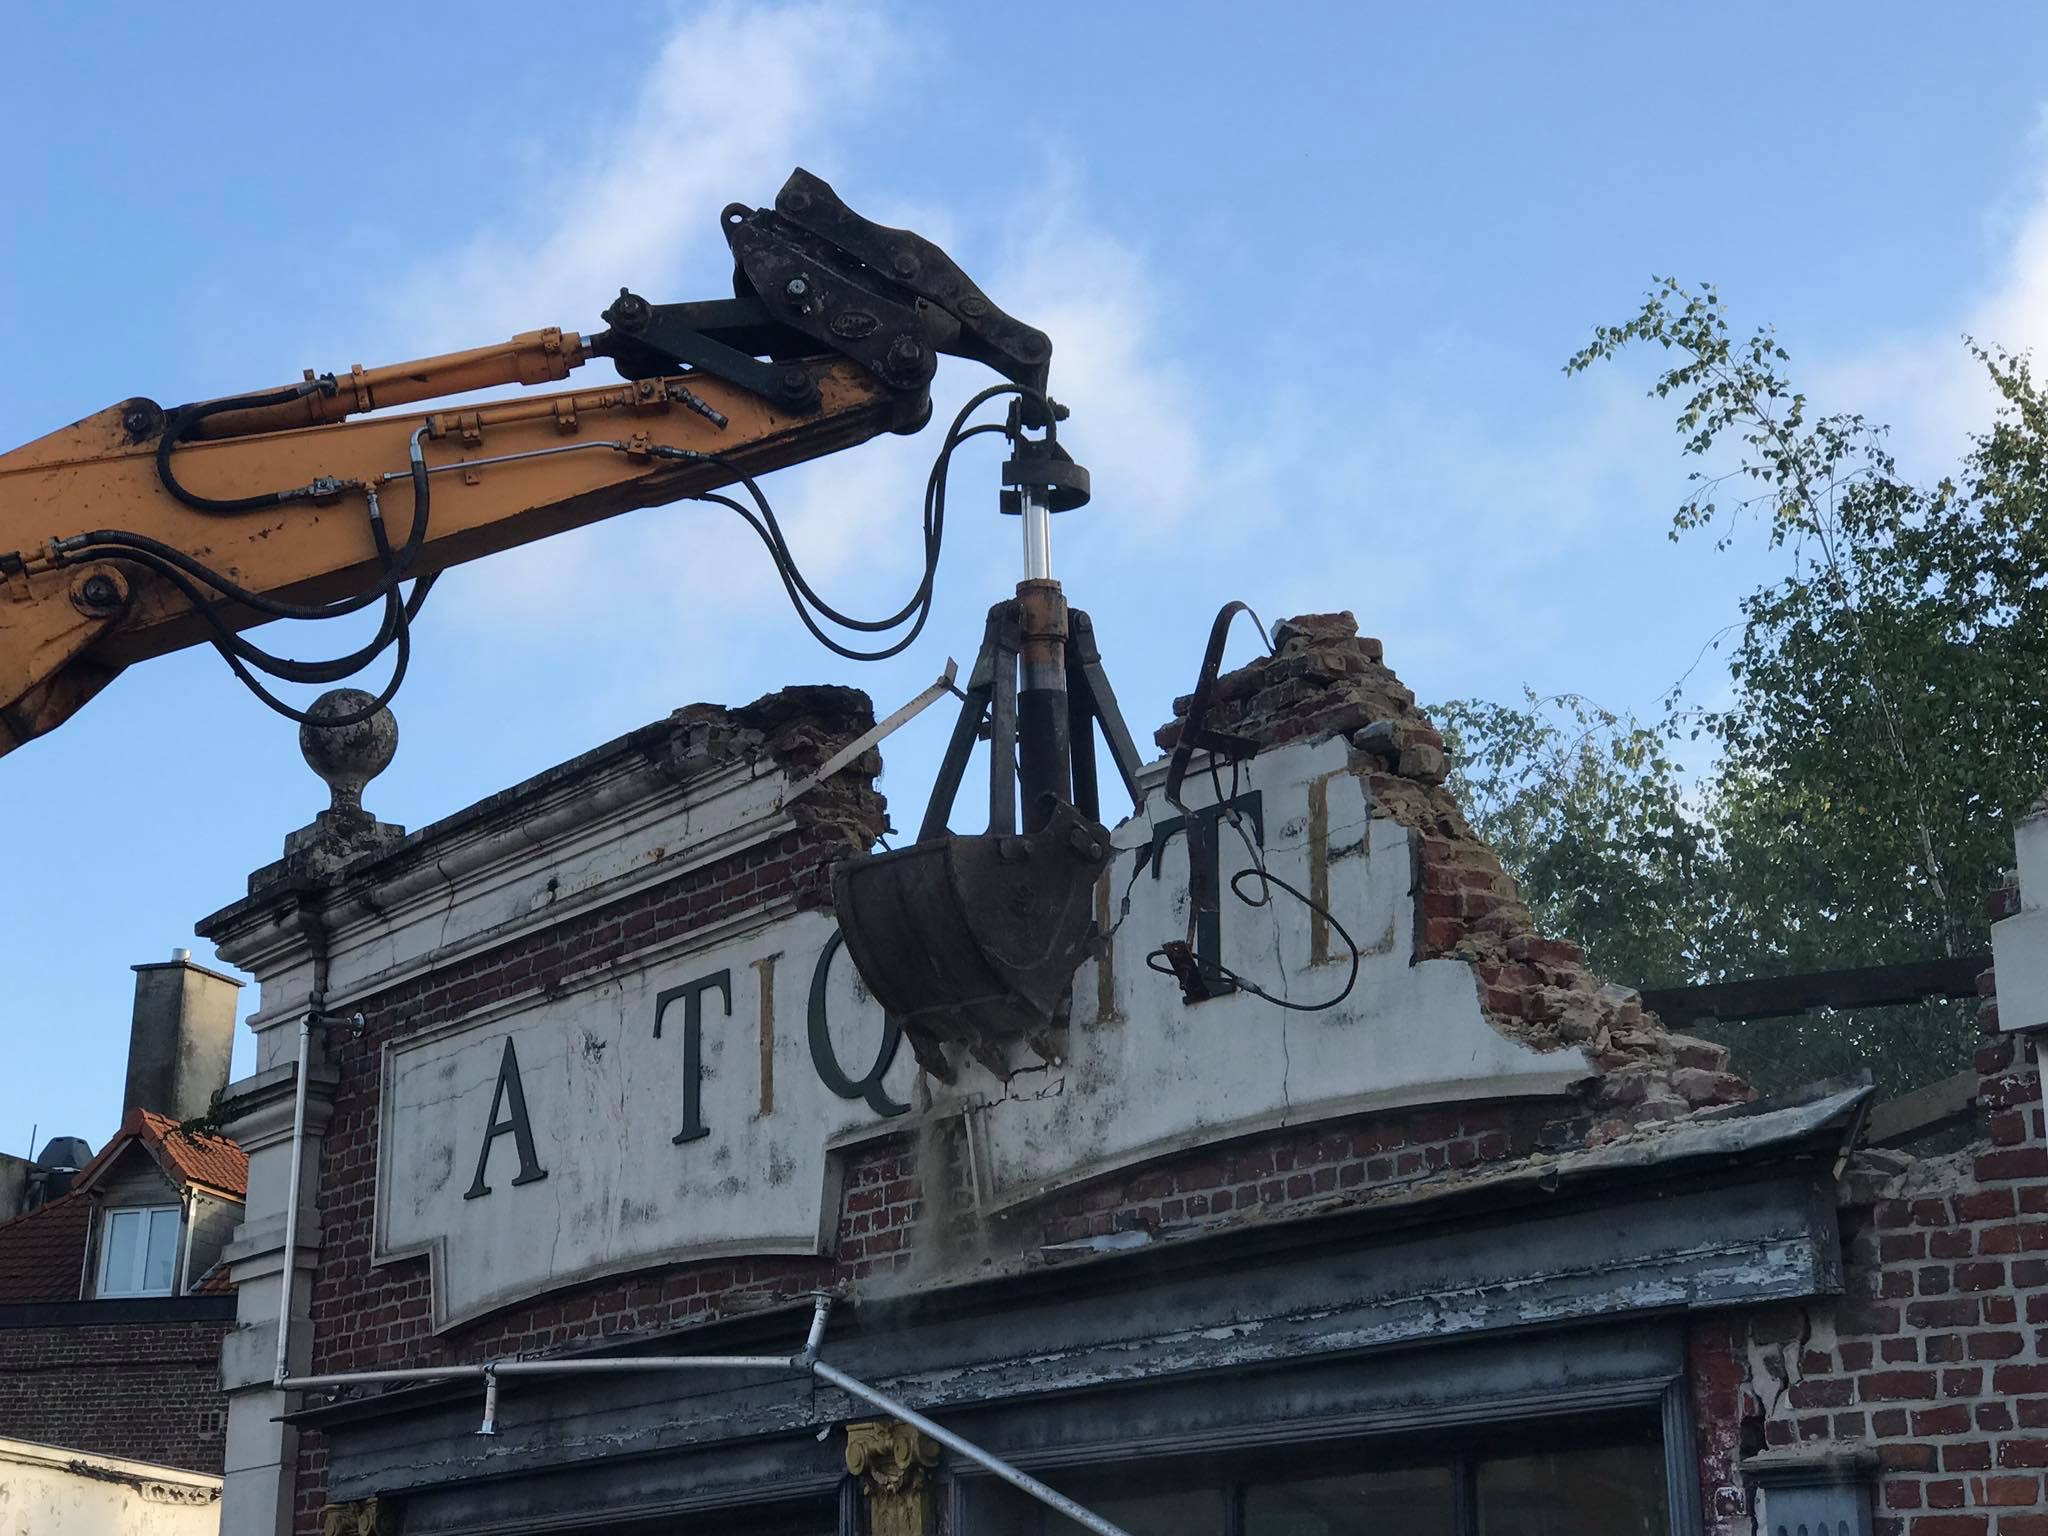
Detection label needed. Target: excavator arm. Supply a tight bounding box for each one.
[0,169,1055,756]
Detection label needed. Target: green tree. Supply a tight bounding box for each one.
[1433,691,1715,990]
[1437,281,2048,1101]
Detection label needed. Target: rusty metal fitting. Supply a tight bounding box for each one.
[1015,579,1069,692]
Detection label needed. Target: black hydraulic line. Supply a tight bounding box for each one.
[683,385,1048,663]
[93,374,1056,723]
[155,377,341,515]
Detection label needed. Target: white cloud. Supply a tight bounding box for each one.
[342,3,1264,663]
[1815,114,2048,469]
[383,4,902,349]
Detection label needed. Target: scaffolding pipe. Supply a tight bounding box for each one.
[276,1295,1133,1536]
[811,1358,1131,1536]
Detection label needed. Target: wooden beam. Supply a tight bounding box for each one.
[1638,955,1990,1025]
[1866,1070,1979,1147]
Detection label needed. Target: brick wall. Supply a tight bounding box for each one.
[0,1315,230,1472]
[1689,878,2048,1535]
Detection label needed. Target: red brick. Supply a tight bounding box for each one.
[2000,1441,2048,1468]
[1959,1190,2019,1222]
[1979,1474,2041,1505]
[1881,1442,1939,1470]
[1790,1377,1854,1408]
[1912,1405,1972,1435]
[1969,1331,2027,1360]
[1865,1371,1941,1402]
[1936,1230,1980,1260]
[1979,1149,2048,1182]
[1912,1300,1984,1329]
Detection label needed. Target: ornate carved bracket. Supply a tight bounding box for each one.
[322,1498,390,1536]
[845,1418,942,1536]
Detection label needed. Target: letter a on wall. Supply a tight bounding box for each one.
[463,1037,550,1200]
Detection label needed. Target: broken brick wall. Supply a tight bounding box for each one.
[1689,885,2048,1536]
[1152,611,1754,1136]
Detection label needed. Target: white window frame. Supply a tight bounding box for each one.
[95,1204,182,1298]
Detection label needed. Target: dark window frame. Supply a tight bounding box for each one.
[952,1377,1700,1536]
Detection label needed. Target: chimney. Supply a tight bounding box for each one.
[125,948,243,1124]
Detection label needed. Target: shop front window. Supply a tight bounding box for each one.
[1246,1463,1458,1536]
[978,1416,1667,1536]
[1476,1442,1669,1536]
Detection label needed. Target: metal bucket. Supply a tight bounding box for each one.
[833,800,1110,1073]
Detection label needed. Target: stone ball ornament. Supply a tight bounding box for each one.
[299,688,398,817]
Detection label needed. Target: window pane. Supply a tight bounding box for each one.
[1247,1464,1456,1536]
[144,1207,181,1293]
[981,1462,1229,1535]
[1477,1441,1668,1536]
[100,1210,140,1294]
[1069,1487,1227,1536]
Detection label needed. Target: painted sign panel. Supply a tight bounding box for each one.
[954,736,1584,1207]
[375,908,916,1329]
[377,735,1584,1327]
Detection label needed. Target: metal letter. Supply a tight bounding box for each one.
[462,1038,549,1200]
[656,970,733,1145]
[1147,791,1264,992]
[808,931,908,1118]
[753,952,780,1118]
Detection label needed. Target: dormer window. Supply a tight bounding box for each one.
[96,1205,180,1298]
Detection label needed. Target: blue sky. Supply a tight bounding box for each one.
[5,1,2046,1154]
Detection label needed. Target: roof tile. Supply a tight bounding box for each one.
[0,1192,90,1303]
[133,1109,246,1198]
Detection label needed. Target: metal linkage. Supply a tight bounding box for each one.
[274,1294,1134,1536]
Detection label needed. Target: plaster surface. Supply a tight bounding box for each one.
[376,906,916,1330]
[0,1438,220,1536]
[947,736,1584,1206]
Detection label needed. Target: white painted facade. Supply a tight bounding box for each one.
[341,734,1582,1332]
[378,905,916,1330]
[948,737,1581,1207]
[1992,799,2048,1034]
[0,1438,220,1536]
